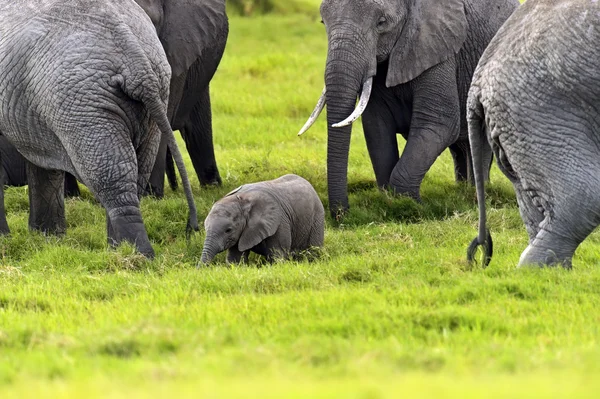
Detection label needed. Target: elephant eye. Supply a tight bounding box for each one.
[225,228,232,234]
[377,16,387,28]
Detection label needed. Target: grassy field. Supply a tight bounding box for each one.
[2,11,600,399]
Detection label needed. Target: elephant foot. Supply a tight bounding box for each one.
[328,201,349,222]
[377,183,422,203]
[198,166,222,187]
[0,218,9,235]
[452,159,473,185]
[226,247,249,264]
[29,218,66,236]
[517,244,573,270]
[200,177,222,187]
[516,228,578,269]
[107,208,154,259]
[27,164,66,235]
[388,174,422,202]
[454,174,470,184]
[389,185,422,203]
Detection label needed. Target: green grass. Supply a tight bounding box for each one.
[2,13,600,398]
[226,0,321,17]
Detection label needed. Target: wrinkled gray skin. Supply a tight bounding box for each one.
[0,136,26,188]
[0,0,199,257]
[467,0,600,268]
[306,0,518,218]
[201,174,325,264]
[13,0,229,198]
[0,135,77,198]
[139,0,228,197]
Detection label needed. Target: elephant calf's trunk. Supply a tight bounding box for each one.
[200,244,219,265]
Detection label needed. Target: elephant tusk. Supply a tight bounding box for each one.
[298,87,326,136]
[331,77,373,128]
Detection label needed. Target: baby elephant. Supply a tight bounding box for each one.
[200,174,325,264]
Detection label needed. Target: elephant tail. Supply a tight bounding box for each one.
[112,23,197,231]
[165,147,179,191]
[466,91,493,268]
[150,104,199,233]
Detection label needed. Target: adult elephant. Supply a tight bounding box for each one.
[467,0,600,268]
[0,136,26,188]
[63,0,229,198]
[0,0,198,257]
[299,0,518,218]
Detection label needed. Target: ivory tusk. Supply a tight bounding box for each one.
[297,87,326,136]
[331,77,373,128]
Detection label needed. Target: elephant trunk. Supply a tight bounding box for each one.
[324,41,372,218]
[200,237,221,264]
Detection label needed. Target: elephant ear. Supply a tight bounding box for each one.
[160,0,227,77]
[238,190,281,252]
[386,0,467,87]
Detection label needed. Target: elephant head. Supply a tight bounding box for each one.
[200,187,282,263]
[134,0,226,78]
[299,0,467,216]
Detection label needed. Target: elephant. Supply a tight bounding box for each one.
[137,0,229,197]
[40,0,230,198]
[0,136,26,188]
[298,0,519,218]
[200,174,325,264]
[0,0,198,258]
[467,0,600,268]
[0,134,78,193]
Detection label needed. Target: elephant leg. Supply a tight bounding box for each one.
[105,153,154,256]
[301,222,324,261]
[180,86,222,187]
[264,228,292,262]
[513,181,545,243]
[518,184,599,269]
[64,172,81,197]
[389,63,461,200]
[308,218,325,249]
[71,128,155,258]
[124,118,162,253]
[226,247,249,264]
[104,144,154,254]
[449,140,471,183]
[145,73,187,198]
[361,96,399,189]
[0,164,10,235]
[518,227,581,269]
[389,121,458,201]
[0,135,28,187]
[146,132,168,198]
[450,136,493,184]
[26,162,66,234]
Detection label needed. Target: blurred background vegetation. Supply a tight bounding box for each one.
[226,0,320,16]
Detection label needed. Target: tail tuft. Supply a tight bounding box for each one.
[467,229,493,268]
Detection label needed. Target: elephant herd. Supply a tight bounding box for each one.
[0,0,598,268]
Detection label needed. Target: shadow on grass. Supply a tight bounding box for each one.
[326,179,517,227]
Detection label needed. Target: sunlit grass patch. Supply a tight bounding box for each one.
[1,11,600,397]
